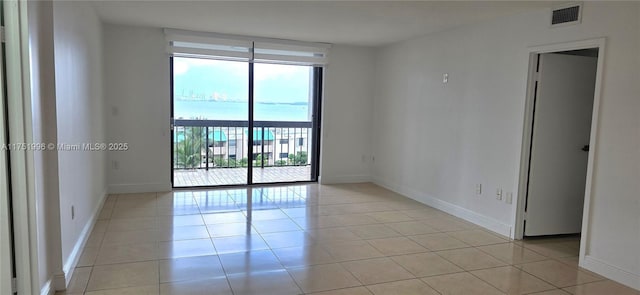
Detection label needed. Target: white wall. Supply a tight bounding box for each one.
[27,0,63,291]
[103,24,172,193]
[320,45,376,183]
[53,0,107,280]
[103,24,376,191]
[373,2,639,288]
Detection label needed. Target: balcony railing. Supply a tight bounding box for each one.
[173,119,313,171]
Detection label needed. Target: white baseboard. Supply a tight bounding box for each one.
[52,271,65,292]
[372,176,512,237]
[58,190,108,290]
[319,174,371,184]
[581,255,640,291]
[40,278,54,295]
[108,182,171,194]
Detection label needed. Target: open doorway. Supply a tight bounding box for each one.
[515,39,605,260]
[525,49,598,237]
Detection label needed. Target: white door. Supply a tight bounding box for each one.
[0,23,15,293]
[525,53,598,236]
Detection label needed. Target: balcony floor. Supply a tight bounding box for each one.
[174,165,312,187]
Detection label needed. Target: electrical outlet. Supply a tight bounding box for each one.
[475,184,482,195]
[496,188,503,200]
[505,192,513,204]
[362,155,375,163]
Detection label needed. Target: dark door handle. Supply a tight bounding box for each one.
[582,145,590,152]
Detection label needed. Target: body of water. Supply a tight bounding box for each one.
[174,100,310,121]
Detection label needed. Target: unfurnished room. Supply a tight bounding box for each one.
[0,1,639,294]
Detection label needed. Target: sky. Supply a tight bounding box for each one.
[173,57,312,104]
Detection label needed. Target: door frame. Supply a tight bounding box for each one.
[513,38,606,258]
[169,58,323,188]
[1,2,15,292]
[310,67,323,181]
[3,1,39,293]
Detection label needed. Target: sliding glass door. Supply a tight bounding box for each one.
[252,63,315,184]
[172,58,249,186]
[171,58,321,187]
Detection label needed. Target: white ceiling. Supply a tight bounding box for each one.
[92,1,554,47]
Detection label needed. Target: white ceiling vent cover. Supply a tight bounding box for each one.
[551,3,583,27]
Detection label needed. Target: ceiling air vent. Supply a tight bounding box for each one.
[551,3,582,27]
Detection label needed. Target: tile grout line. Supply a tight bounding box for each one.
[71,185,609,295]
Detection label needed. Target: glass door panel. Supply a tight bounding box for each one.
[172,57,249,187]
[252,63,314,184]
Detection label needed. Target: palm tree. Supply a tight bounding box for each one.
[174,127,205,169]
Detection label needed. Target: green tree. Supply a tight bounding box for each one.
[253,154,269,166]
[228,158,237,167]
[239,157,249,167]
[174,127,205,169]
[275,160,287,166]
[213,157,227,167]
[288,151,308,165]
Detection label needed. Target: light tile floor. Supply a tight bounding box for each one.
[56,183,639,295]
[173,166,312,187]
